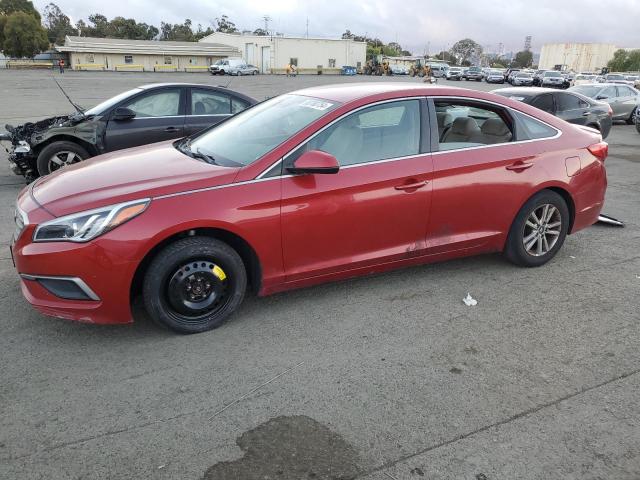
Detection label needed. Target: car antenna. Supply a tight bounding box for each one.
[220,77,233,89]
[51,73,85,117]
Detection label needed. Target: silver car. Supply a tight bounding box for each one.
[541,71,565,88]
[569,83,639,124]
[209,58,257,76]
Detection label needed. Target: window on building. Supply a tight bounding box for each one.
[124,55,133,64]
[289,57,298,66]
[86,54,95,63]
[328,58,336,68]
[164,56,172,65]
[356,61,362,68]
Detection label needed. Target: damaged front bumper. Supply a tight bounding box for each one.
[1,136,36,181]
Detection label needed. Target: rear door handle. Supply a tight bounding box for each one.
[395,180,428,191]
[506,162,533,171]
[165,127,180,132]
[581,111,590,116]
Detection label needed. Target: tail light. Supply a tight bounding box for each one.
[607,105,613,117]
[588,142,608,162]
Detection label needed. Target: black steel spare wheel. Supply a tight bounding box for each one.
[167,260,229,318]
[143,237,247,334]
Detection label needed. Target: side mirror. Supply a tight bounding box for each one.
[287,150,339,175]
[112,107,136,121]
[595,95,608,100]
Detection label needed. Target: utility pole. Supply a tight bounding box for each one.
[306,17,309,38]
[263,15,271,35]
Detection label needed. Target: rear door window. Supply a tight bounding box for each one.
[555,93,583,112]
[530,94,555,113]
[434,100,513,150]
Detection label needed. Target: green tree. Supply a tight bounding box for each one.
[214,15,237,33]
[0,0,40,19]
[450,38,482,65]
[42,2,74,44]
[160,19,195,41]
[434,50,457,65]
[625,50,640,71]
[607,49,628,72]
[512,50,533,68]
[0,14,7,49]
[253,28,268,36]
[3,11,48,57]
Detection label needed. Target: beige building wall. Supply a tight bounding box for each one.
[200,32,366,74]
[539,43,618,72]
[70,52,224,71]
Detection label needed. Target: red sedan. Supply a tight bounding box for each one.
[12,84,608,333]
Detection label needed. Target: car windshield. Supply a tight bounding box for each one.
[517,73,532,78]
[571,85,603,98]
[607,74,624,80]
[84,88,143,116]
[185,94,340,167]
[544,71,562,77]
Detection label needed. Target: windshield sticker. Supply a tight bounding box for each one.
[299,99,334,111]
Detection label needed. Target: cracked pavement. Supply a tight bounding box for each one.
[0,70,638,479]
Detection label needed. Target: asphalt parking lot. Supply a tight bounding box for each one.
[1,70,639,480]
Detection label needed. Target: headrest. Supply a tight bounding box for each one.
[450,117,480,135]
[481,118,511,136]
[436,112,453,127]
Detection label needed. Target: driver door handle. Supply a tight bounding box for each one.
[506,161,534,171]
[395,180,428,191]
[165,127,180,132]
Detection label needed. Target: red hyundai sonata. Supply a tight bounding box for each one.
[12,84,607,333]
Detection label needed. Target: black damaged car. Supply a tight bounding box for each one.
[0,83,256,181]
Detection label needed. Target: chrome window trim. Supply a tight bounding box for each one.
[156,95,564,200]
[256,96,425,179]
[20,274,100,301]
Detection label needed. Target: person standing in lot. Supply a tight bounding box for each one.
[58,59,65,74]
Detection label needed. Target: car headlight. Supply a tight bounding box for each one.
[33,199,150,243]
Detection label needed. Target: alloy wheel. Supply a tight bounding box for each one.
[522,204,562,257]
[48,150,81,172]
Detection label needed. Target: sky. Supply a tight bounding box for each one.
[33,0,638,55]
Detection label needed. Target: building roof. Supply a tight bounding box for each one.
[199,31,366,45]
[56,36,241,57]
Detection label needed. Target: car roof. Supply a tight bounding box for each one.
[137,83,257,103]
[291,83,500,103]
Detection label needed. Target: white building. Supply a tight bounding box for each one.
[56,36,241,72]
[199,32,366,74]
[539,43,618,72]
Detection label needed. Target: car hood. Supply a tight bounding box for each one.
[32,141,240,217]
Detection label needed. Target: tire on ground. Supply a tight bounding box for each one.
[504,189,570,267]
[143,236,247,334]
[36,141,89,176]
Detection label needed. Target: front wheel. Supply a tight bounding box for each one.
[504,190,570,267]
[36,141,89,176]
[626,107,637,125]
[143,237,247,334]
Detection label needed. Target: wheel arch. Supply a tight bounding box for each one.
[33,134,99,157]
[130,227,262,302]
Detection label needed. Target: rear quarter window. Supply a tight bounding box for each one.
[513,111,559,140]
